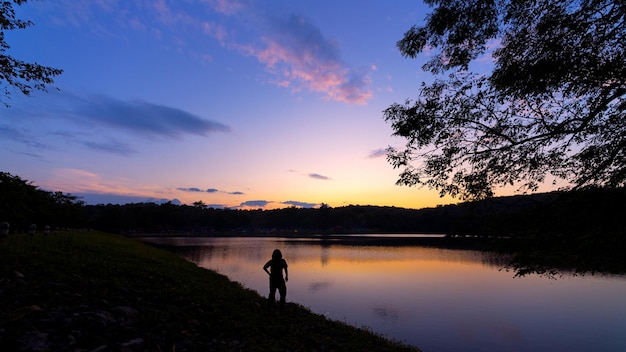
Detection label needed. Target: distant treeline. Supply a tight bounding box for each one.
[1,171,624,238]
[80,188,624,238]
[2,171,625,274]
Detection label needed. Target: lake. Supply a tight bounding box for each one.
[140,235,626,352]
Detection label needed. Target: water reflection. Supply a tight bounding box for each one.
[142,236,626,352]
[309,281,333,292]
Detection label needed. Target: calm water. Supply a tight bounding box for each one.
[141,236,626,352]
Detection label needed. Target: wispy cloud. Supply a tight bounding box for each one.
[238,199,317,209]
[149,0,194,26]
[202,21,228,45]
[41,1,373,105]
[309,173,331,180]
[240,200,270,208]
[42,168,168,201]
[0,123,50,150]
[208,0,244,15]
[368,148,387,159]
[282,200,318,208]
[81,139,137,156]
[69,95,230,139]
[177,187,205,193]
[289,169,332,181]
[241,14,372,104]
[14,91,230,141]
[177,186,244,195]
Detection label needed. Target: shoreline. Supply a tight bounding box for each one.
[0,231,421,351]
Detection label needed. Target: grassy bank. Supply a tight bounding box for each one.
[0,231,420,351]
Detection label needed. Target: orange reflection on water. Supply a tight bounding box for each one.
[140,236,626,352]
[290,245,498,274]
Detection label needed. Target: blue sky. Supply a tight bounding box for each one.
[1,0,464,209]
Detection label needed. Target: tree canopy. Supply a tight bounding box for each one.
[1,0,62,107]
[0,172,84,231]
[385,0,625,200]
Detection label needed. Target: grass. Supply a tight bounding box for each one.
[0,231,420,351]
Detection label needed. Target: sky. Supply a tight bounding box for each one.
[1,0,461,210]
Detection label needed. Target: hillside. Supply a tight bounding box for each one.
[0,231,420,351]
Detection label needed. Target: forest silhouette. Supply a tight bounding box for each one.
[1,171,624,276]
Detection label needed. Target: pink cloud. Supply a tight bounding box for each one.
[48,1,372,104]
[43,169,143,196]
[245,14,373,105]
[208,0,243,15]
[143,0,196,28]
[250,40,372,104]
[202,22,228,44]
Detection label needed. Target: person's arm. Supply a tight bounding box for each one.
[263,260,271,276]
[284,264,288,282]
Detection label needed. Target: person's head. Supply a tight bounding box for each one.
[272,249,282,260]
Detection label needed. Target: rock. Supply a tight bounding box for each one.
[17,331,49,351]
[121,337,144,346]
[112,306,138,318]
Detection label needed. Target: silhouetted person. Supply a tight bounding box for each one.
[263,249,288,308]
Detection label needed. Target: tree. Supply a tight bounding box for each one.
[0,172,84,231]
[1,0,62,107]
[192,200,207,209]
[384,0,625,200]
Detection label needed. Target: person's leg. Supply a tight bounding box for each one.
[278,280,286,307]
[268,280,277,305]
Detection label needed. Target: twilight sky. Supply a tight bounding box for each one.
[2,0,462,209]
